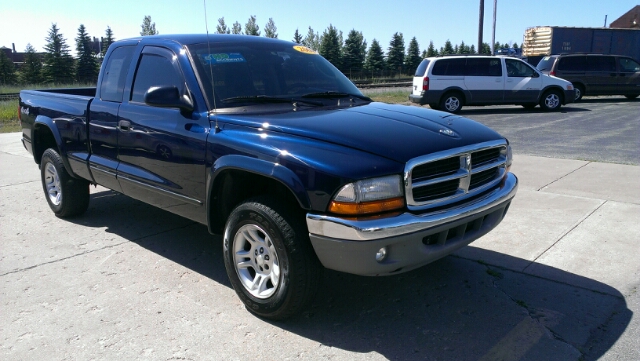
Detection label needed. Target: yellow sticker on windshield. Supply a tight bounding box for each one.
[293,45,317,54]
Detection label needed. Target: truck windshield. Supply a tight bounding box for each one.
[187,42,364,109]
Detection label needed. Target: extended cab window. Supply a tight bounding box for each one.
[131,53,184,103]
[505,58,535,77]
[100,46,135,102]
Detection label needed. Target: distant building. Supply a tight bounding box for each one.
[610,5,640,29]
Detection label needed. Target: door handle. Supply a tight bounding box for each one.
[118,120,131,131]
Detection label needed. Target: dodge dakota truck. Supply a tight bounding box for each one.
[19,34,518,320]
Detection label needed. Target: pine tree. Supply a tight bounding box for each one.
[426,41,438,57]
[293,29,303,43]
[364,39,385,74]
[102,26,115,56]
[302,27,320,51]
[75,24,99,83]
[43,23,75,84]
[0,51,17,85]
[319,24,342,69]
[387,32,405,74]
[443,39,454,55]
[343,29,366,75]
[481,42,491,54]
[405,37,421,73]
[421,50,427,58]
[512,42,519,49]
[469,44,476,54]
[21,44,43,84]
[140,15,158,36]
[231,22,242,35]
[264,18,278,38]
[216,17,230,34]
[459,40,470,54]
[244,15,260,36]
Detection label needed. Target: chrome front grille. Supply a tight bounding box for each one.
[404,140,508,210]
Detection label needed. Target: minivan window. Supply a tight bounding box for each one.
[536,56,556,71]
[587,56,616,72]
[506,58,535,77]
[558,56,587,71]
[431,58,466,76]
[414,59,430,76]
[619,57,640,72]
[466,58,502,76]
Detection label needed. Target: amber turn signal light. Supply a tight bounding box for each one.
[328,197,405,216]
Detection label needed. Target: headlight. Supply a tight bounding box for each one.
[502,144,513,173]
[329,175,405,216]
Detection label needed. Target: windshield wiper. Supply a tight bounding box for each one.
[301,91,372,101]
[221,95,322,106]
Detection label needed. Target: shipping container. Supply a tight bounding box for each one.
[522,27,640,60]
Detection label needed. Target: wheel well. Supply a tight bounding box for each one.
[542,86,565,103]
[33,125,58,164]
[209,170,303,234]
[442,90,466,103]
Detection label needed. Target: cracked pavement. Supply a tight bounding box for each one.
[2,102,639,361]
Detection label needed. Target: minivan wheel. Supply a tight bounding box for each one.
[440,92,463,113]
[573,84,585,101]
[624,94,639,99]
[540,90,562,111]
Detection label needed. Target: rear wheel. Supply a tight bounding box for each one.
[223,196,322,320]
[624,94,639,99]
[573,83,585,101]
[440,92,463,113]
[40,148,90,217]
[539,89,562,111]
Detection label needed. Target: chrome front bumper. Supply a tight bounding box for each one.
[306,173,518,276]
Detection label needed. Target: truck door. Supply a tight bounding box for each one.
[88,45,136,192]
[116,46,209,224]
[503,58,542,103]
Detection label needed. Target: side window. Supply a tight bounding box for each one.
[466,58,502,76]
[414,59,430,76]
[131,53,183,103]
[431,59,466,76]
[557,56,586,71]
[619,58,640,72]
[587,56,616,72]
[505,59,535,77]
[100,46,135,102]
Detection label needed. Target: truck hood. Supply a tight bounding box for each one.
[216,102,504,163]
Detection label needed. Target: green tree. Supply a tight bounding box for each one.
[494,41,502,52]
[319,24,342,69]
[458,40,470,54]
[0,51,17,85]
[342,29,366,75]
[20,44,43,84]
[216,17,230,34]
[75,24,99,83]
[387,32,405,74]
[442,39,454,55]
[244,15,260,36]
[231,21,242,35]
[292,28,303,43]
[264,18,278,38]
[469,44,477,54]
[43,23,75,84]
[421,50,427,58]
[302,27,320,51]
[140,15,158,36]
[512,42,519,49]
[102,26,115,57]
[364,39,385,74]
[480,42,491,54]
[426,41,438,57]
[405,37,421,72]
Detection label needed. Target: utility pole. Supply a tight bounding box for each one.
[491,0,497,55]
[478,0,484,53]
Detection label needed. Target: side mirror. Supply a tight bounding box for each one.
[144,86,194,112]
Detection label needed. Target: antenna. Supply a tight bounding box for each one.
[203,0,219,133]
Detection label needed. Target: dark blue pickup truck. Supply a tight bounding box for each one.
[19,34,518,320]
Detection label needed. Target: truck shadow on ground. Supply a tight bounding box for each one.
[459,106,591,116]
[74,190,631,361]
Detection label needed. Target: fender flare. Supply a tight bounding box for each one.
[33,116,75,176]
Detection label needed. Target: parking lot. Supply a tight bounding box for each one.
[1,97,639,360]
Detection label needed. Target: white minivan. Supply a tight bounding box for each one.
[409,55,575,113]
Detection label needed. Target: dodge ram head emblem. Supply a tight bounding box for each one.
[439,128,456,137]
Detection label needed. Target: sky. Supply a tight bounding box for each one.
[1,0,638,54]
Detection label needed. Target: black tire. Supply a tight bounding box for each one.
[428,103,440,110]
[522,103,537,110]
[539,89,562,111]
[624,94,639,99]
[40,148,90,218]
[573,83,585,102]
[440,92,463,113]
[223,195,322,320]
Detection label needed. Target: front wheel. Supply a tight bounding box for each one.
[440,92,463,113]
[573,84,585,101]
[40,148,90,217]
[223,196,322,320]
[540,90,562,111]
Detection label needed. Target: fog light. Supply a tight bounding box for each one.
[375,247,388,262]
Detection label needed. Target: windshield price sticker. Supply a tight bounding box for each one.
[204,53,246,64]
[293,46,317,54]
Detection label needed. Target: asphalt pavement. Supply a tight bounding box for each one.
[1,114,639,361]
